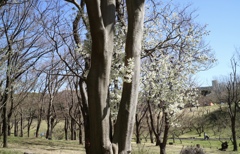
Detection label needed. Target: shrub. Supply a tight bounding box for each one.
[53,126,65,140]
[180,145,206,154]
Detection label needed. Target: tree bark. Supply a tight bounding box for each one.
[113,1,145,153]
[85,0,145,153]
[1,81,10,147]
[79,78,90,153]
[159,112,170,154]
[78,123,83,144]
[20,111,23,137]
[35,106,43,138]
[231,117,238,151]
[64,117,68,140]
[70,118,76,140]
[1,97,8,147]
[86,1,115,153]
[146,115,154,143]
[14,115,19,137]
[135,114,141,144]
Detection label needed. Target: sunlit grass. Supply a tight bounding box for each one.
[0,136,240,154]
[0,105,239,154]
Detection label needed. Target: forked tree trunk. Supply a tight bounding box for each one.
[85,0,144,153]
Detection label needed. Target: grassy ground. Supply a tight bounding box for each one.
[0,136,239,154]
[0,105,239,153]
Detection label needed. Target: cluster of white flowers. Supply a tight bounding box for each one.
[107,1,215,125]
[141,50,200,123]
[74,43,90,59]
[123,58,135,83]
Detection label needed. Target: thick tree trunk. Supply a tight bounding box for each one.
[86,0,144,153]
[113,1,145,153]
[86,1,115,153]
[160,144,166,154]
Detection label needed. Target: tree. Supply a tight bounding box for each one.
[85,1,145,153]
[215,56,240,151]
[44,62,65,140]
[0,0,50,147]
[134,100,148,144]
[140,2,215,154]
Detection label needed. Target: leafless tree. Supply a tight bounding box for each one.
[0,0,51,147]
[215,56,240,151]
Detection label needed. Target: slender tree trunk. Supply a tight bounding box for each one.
[159,112,170,154]
[64,117,68,140]
[78,114,83,144]
[79,78,90,153]
[35,108,42,138]
[14,115,18,137]
[20,111,23,137]
[147,101,159,146]
[0,123,2,136]
[135,114,141,144]
[147,116,154,143]
[7,118,11,136]
[1,80,10,147]
[79,124,83,144]
[70,118,76,140]
[27,115,33,137]
[7,89,14,137]
[231,117,238,151]
[46,98,54,140]
[2,99,8,147]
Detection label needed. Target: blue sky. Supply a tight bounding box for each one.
[173,0,240,86]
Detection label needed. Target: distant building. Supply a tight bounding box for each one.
[198,80,218,106]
